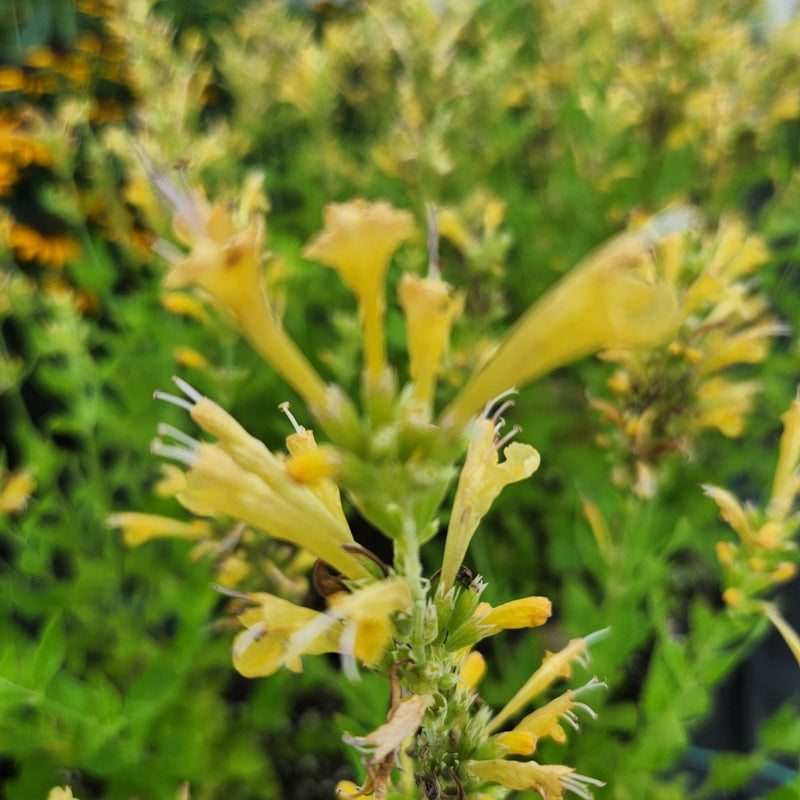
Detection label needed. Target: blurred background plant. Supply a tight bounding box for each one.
[1,0,799,798]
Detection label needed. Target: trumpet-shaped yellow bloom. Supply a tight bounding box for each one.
[466,759,603,800]
[233,592,341,677]
[477,596,552,633]
[303,199,414,387]
[152,173,329,410]
[233,579,413,678]
[439,416,540,592]
[442,214,685,428]
[486,638,589,734]
[398,271,464,410]
[107,512,211,547]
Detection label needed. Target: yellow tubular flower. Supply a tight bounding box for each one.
[493,730,538,756]
[302,199,414,388]
[280,578,413,681]
[0,469,36,514]
[486,638,589,734]
[768,392,800,522]
[442,212,689,428]
[466,759,603,800]
[233,592,341,677]
[107,512,211,547]
[477,596,553,634]
[458,650,487,689]
[285,426,347,528]
[151,173,329,410]
[439,416,540,593]
[397,271,464,410]
[702,484,756,547]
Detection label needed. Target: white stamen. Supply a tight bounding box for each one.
[233,621,267,659]
[157,423,199,450]
[561,772,605,800]
[212,584,254,601]
[494,424,522,453]
[153,390,194,413]
[338,624,361,683]
[427,203,441,279]
[171,375,205,403]
[563,710,580,729]
[583,626,612,646]
[573,701,599,720]
[490,398,515,425]
[574,676,607,698]
[278,401,305,434]
[152,238,185,264]
[150,438,197,466]
[481,387,518,420]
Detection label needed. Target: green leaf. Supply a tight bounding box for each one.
[29,612,66,689]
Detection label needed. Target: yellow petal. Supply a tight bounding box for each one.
[458,650,486,689]
[107,512,211,547]
[702,484,756,547]
[303,199,414,385]
[769,393,800,522]
[486,639,587,734]
[479,596,552,633]
[439,418,540,592]
[466,759,574,798]
[398,271,464,409]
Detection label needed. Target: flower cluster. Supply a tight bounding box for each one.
[705,394,800,665]
[591,216,781,497]
[123,169,691,797]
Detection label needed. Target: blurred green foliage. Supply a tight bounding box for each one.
[1,0,799,798]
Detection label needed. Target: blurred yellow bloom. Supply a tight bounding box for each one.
[160,292,210,324]
[47,789,79,800]
[443,213,686,428]
[173,346,210,371]
[398,270,464,411]
[0,468,35,514]
[233,592,340,677]
[769,393,800,522]
[303,199,414,387]
[107,512,211,547]
[151,173,328,410]
[439,415,540,592]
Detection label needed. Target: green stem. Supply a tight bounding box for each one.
[397,505,427,654]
